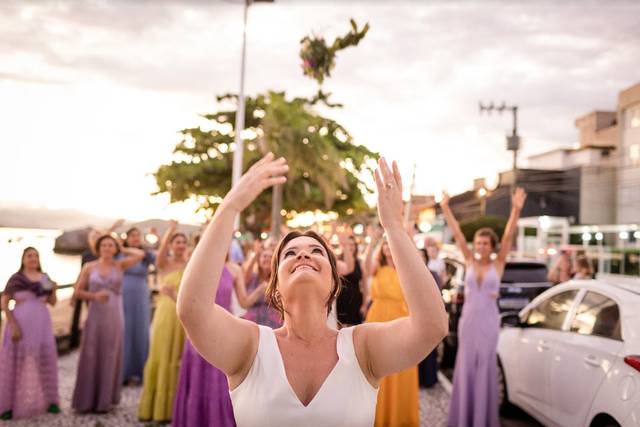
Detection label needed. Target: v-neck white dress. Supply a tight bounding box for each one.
[230,325,378,427]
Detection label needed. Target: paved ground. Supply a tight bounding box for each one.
[7,351,536,427]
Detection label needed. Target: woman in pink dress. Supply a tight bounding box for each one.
[71,235,144,413]
[0,247,60,420]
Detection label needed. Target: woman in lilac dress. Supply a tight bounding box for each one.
[242,242,281,329]
[173,261,265,427]
[0,247,59,420]
[71,235,144,413]
[442,188,527,427]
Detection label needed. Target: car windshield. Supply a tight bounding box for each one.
[502,264,548,283]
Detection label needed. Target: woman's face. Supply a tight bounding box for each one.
[22,249,40,270]
[258,248,273,271]
[99,238,118,259]
[426,244,439,260]
[126,229,142,247]
[171,235,188,256]
[473,235,493,259]
[344,239,357,257]
[276,236,333,311]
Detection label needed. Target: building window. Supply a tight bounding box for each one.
[627,104,640,128]
[631,144,640,165]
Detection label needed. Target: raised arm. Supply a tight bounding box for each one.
[440,192,473,263]
[177,153,288,380]
[242,240,261,285]
[496,187,527,267]
[228,262,264,309]
[117,247,146,270]
[356,159,448,382]
[156,220,178,270]
[362,226,382,278]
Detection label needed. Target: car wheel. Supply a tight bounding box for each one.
[497,359,514,414]
[590,414,621,427]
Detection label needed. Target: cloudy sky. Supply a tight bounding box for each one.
[1,0,639,224]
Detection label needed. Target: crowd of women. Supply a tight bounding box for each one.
[0,154,528,427]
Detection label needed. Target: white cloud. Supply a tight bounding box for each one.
[0,0,638,222]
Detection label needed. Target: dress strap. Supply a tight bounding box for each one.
[336,326,355,363]
[258,325,281,367]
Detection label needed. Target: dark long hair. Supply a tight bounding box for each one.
[94,234,121,257]
[123,227,141,248]
[18,247,42,273]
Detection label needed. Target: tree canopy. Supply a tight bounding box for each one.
[153,91,379,233]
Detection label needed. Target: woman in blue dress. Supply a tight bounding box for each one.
[121,227,155,385]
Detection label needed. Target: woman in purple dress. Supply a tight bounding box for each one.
[71,235,144,413]
[442,187,526,427]
[173,261,265,427]
[0,247,59,420]
[242,242,281,329]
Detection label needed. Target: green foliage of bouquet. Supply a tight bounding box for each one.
[300,19,369,84]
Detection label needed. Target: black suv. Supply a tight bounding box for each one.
[439,259,552,368]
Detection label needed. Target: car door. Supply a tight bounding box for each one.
[514,290,579,421]
[548,291,624,427]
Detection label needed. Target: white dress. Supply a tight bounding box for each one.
[230,325,378,427]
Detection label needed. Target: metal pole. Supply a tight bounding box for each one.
[231,0,249,230]
[512,106,518,171]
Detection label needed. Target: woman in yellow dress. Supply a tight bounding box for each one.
[365,238,419,427]
[138,221,189,423]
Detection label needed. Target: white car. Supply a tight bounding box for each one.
[498,277,640,427]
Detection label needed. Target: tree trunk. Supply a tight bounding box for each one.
[271,183,284,239]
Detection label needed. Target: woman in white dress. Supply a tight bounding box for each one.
[177,153,448,427]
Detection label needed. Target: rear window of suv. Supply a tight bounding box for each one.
[502,263,548,283]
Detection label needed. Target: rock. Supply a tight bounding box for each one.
[54,228,91,255]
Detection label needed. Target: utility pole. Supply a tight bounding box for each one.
[479,101,521,174]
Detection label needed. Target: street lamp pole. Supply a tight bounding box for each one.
[231,0,250,230]
[231,0,273,231]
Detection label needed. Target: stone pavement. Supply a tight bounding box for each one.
[9,350,451,427]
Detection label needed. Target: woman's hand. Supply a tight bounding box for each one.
[512,187,527,211]
[94,290,110,304]
[365,224,383,242]
[374,158,403,232]
[10,324,22,342]
[222,153,288,213]
[441,192,450,209]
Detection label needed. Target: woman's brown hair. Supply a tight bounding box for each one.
[265,230,341,320]
[94,234,121,257]
[473,227,499,249]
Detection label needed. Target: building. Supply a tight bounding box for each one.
[617,83,640,224]
[525,81,640,226]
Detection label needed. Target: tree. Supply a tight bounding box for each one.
[153,91,379,234]
[459,215,508,242]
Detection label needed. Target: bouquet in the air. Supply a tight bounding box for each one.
[299,19,369,85]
